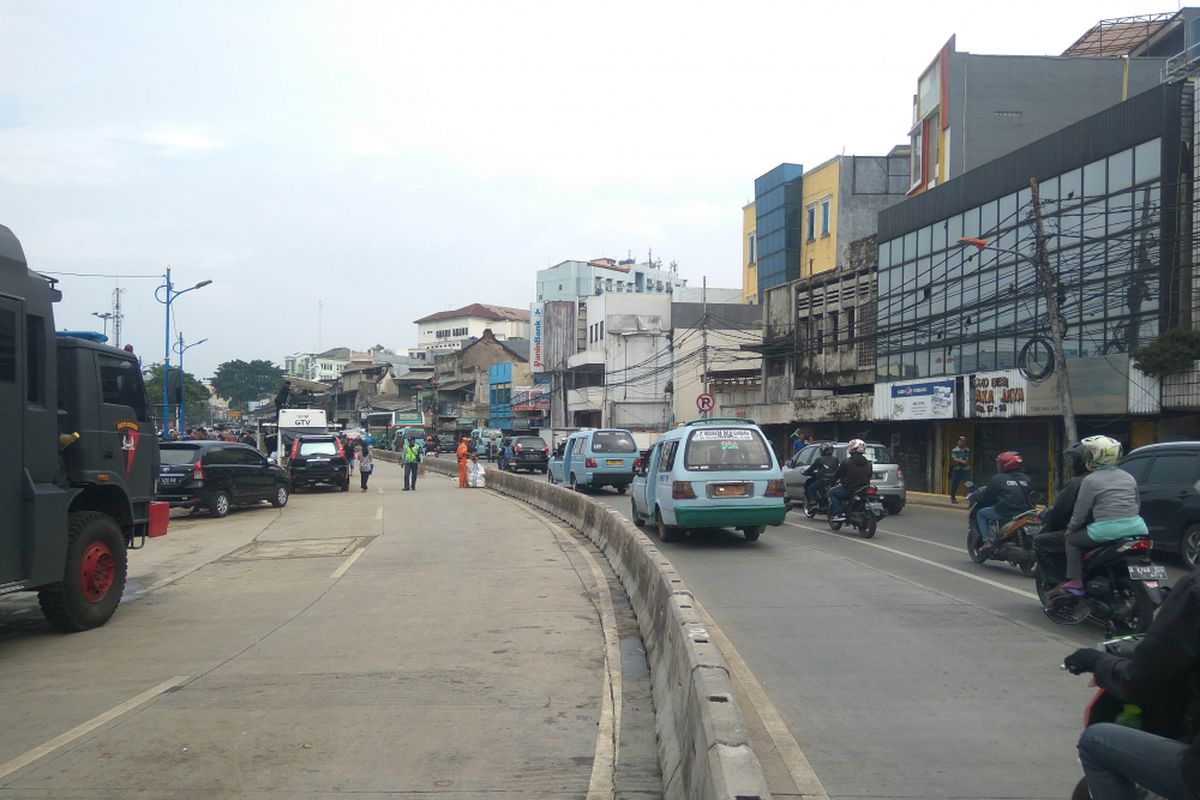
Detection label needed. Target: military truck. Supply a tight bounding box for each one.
[0,225,167,632]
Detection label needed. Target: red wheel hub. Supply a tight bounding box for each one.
[79,541,115,603]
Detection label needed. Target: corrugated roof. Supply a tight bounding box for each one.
[1062,12,1177,57]
[414,303,531,324]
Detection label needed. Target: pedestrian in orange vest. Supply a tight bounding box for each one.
[456,437,469,487]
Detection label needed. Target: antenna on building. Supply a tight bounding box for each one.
[669,260,678,274]
[111,286,124,347]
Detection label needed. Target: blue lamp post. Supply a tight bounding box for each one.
[155,267,212,439]
[173,333,208,437]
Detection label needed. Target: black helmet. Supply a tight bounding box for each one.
[820,443,834,456]
[1064,444,1088,477]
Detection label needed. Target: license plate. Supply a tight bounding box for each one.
[1129,564,1168,581]
[307,457,329,463]
[158,477,179,487]
[867,501,884,514]
[712,483,747,497]
[606,459,623,466]
[872,472,884,480]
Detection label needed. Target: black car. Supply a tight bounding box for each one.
[158,441,291,518]
[288,435,350,491]
[436,433,457,454]
[1119,442,1200,569]
[507,436,549,473]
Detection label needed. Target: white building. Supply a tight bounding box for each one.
[284,347,355,381]
[536,257,686,303]
[413,303,530,357]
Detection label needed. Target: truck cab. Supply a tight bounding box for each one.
[0,224,166,632]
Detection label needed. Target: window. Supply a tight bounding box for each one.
[160,445,201,465]
[299,441,339,456]
[26,315,43,403]
[659,440,678,471]
[821,199,831,236]
[683,428,772,471]
[599,321,604,340]
[572,437,586,455]
[98,354,147,420]
[806,206,816,241]
[829,311,839,347]
[1119,456,1152,483]
[591,431,637,453]
[846,307,856,344]
[0,309,14,383]
[747,233,756,265]
[229,446,264,465]
[1144,453,1199,486]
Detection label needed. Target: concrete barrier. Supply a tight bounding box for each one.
[403,453,770,800]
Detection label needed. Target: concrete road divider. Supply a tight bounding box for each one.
[389,452,770,800]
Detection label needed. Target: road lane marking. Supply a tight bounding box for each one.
[374,506,383,521]
[329,548,365,579]
[0,676,188,783]
[143,562,207,593]
[783,521,1038,600]
[873,526,964,553]
[690,596,830,799]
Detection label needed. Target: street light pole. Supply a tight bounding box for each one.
[155,267,213,439]
[958,176,1078,445]
[173,334,208,437]
[92,311,113,339]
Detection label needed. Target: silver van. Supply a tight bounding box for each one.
[783,440,906,514]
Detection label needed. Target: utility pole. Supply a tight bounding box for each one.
[1030,177,1078,445]
[701,275,709,417]
[111,287,124,347]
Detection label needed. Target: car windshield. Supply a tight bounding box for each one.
[299,441,339,456]
[160,445,201,465]
[684,428,772,471]
[835,445,893,463]
[514,438,545,449]
[592,431,637,453]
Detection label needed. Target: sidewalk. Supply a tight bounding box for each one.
[905,490,970,512]
[0,461,660,798]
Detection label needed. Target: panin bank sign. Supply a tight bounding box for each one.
[531,304,544,372]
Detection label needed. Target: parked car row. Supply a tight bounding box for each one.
[156,434,355,517]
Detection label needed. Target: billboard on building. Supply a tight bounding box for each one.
[530,303,544,372]
[512,384,551,412]
[971,370,1027,418]
[876,379,954,420]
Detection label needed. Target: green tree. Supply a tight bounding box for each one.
[211,359,285,410]
[144,364,211,428]
[1132,326,1200,377]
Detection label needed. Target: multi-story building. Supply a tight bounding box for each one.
[751,152,909,300]
[535,257,686,303]
[413,304,530,357]
[283,347,357,382]
[905,13,1186,197]
[427,329,529,432]
[874,83,1184,494]
[742,203,758,304]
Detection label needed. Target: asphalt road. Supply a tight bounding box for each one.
[0,464,661,799]
[585,486,1188,800]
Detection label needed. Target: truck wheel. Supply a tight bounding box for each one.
[209,490,231,518]
[271,484,290,508]
[38,512,127,632]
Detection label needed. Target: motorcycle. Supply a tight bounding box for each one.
[829,484,884,539]
[1035,536,1166,634]
[965,482,1044,576]
[801,476,831,519]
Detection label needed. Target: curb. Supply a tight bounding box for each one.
[396,452,772,800]
[904,491,969,513]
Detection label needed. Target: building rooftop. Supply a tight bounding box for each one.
[1062,12,1178,57]
[414,303,530,325]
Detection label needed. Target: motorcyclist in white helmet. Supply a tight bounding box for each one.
[1051,435,1147,598]
[829,439,872,522]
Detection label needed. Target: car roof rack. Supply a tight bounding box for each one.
[679,417,755,426]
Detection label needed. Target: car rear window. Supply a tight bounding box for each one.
[835,445,893,464]
[160,445,201,465]
[591,431,637,453]
[684,428,772,471]
[299,441,339,456]
[514,437,546,449]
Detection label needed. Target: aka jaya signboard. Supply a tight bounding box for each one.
[971,370,1027,418]
[889,380,954,420]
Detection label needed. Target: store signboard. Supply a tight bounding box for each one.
[530,303,544,372]
[889,380,954,420]
[971,370,1027,418]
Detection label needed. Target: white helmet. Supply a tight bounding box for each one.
[1080,435,1122,470]
[847,438,867,454]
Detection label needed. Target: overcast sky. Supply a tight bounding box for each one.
[0,0,1169,377]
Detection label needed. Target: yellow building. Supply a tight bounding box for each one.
[799,157,840,277]
[741,202,757,304]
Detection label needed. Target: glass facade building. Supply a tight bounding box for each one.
[754,163,804,301]
[875,85,1182,384]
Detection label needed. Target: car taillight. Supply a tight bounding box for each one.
[290,439,300,460]
[193,459,205,480]
[672,481,696,500]
[765,479,786,497]
[896,466,904,481]
[335,438,345,458]
[585,457,597,468]
[543,446,549,454]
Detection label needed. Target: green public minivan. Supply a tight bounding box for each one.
[629,418,787,543]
